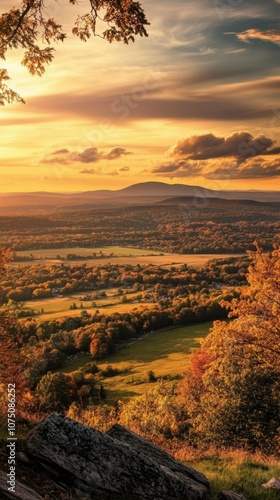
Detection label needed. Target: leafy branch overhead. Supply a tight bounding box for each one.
[0,0,149,105]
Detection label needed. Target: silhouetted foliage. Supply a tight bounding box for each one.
[0,0,149,104]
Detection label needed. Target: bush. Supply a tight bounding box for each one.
[147,370,157,382]
[101,365,123,378]
[81,361,99,374]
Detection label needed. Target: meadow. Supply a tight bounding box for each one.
[61,322,212,402]
[178,449,280,500]
[17,246,242,320]
[12,246,241,268]
[14,246,162,259]
[37,302,155,321]
[23,286,155,320]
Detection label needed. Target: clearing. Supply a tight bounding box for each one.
[61,321,212,402]
[12,246,242,268]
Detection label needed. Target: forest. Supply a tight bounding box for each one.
[1,244,279,462]
[0,207,279,499]
[0,198,279,253]
[1,0,280,497]
[0,256,247,385]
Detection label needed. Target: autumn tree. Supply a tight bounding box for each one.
[0,248,30,426]
[35,371,73,411]
[0,0,149,104]
[180,244,280,452]
[119,381,189,440]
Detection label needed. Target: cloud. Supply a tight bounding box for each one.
[79,168,121,176]
[42,146,132,165]
[233,28,280,46]
[168,132,279,162]
[75,148,101,163]
[119,166,130,171]
[152,131,280,180]
[79,168,97,174]
[29,90,268,124]
[209,158,280,179]
[107,170,119,176]
[52,148,69,155]
[103,147,132,160]
[153,160,204,177]
[153,157,280,180]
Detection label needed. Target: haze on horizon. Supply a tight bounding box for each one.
[1,0,280,193]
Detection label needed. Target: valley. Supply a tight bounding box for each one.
[0,186,279,499]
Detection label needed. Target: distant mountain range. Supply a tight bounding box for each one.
[0,182,279,214]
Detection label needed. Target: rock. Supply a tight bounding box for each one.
[26,413,210,500]
[218,492,247,500]
[0,470,44,500]
[17,452,30,464]
[107,423,209,487]
[262,478,280,489]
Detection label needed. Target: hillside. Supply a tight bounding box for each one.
[0,197,279,253]
[0,182,279,214]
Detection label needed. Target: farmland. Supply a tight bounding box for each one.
[37,302,155,321]
[7,246,244,320]
[11,246,241,268]
[14,246,163,259]
[61,322,212,402]
[23,286,153,318]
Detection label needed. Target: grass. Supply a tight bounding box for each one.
[61,322,212,402]
[14,246,165,259]
[12,246,243,268]
[36,302,155,321]
[0,418,278,500]
[23,286,155,320]
[24,290,142,313]
[178,448,280,500]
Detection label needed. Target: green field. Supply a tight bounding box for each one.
[12,246,242,268]
[37,302,155,320]
[186,451,280,500]
[14,246,165,259]
[24,287,155,320]
[24,288,139,312]
[61,322,212,402]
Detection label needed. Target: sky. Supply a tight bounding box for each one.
[1,0,280,193]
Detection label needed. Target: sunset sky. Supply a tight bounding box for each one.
[1,0,280,193]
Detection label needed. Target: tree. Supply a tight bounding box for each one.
[99,383,107,401]
[180,244,280,452]
[0,0,149,105]
[35,371,73,411]
[0,248,30,422]
[119,381,189,440]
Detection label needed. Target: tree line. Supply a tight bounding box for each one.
[0,200,279,253]
[0,257,248,303]
[1,244,279,455]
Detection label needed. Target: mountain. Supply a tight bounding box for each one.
[0,182,279,214]
[118,181,210,197]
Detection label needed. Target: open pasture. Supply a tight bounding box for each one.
[62,322,212,402]
[23,286,154,320]
[12,246,242,268]
[14,246,165,259]
[26,300,155,321]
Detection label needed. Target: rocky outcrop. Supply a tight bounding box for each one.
[107,423,208,488]
[0,414,252,500]
[0,471,44,500]
[26,413,209,500]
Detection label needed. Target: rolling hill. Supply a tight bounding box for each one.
[0,182,279,214]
